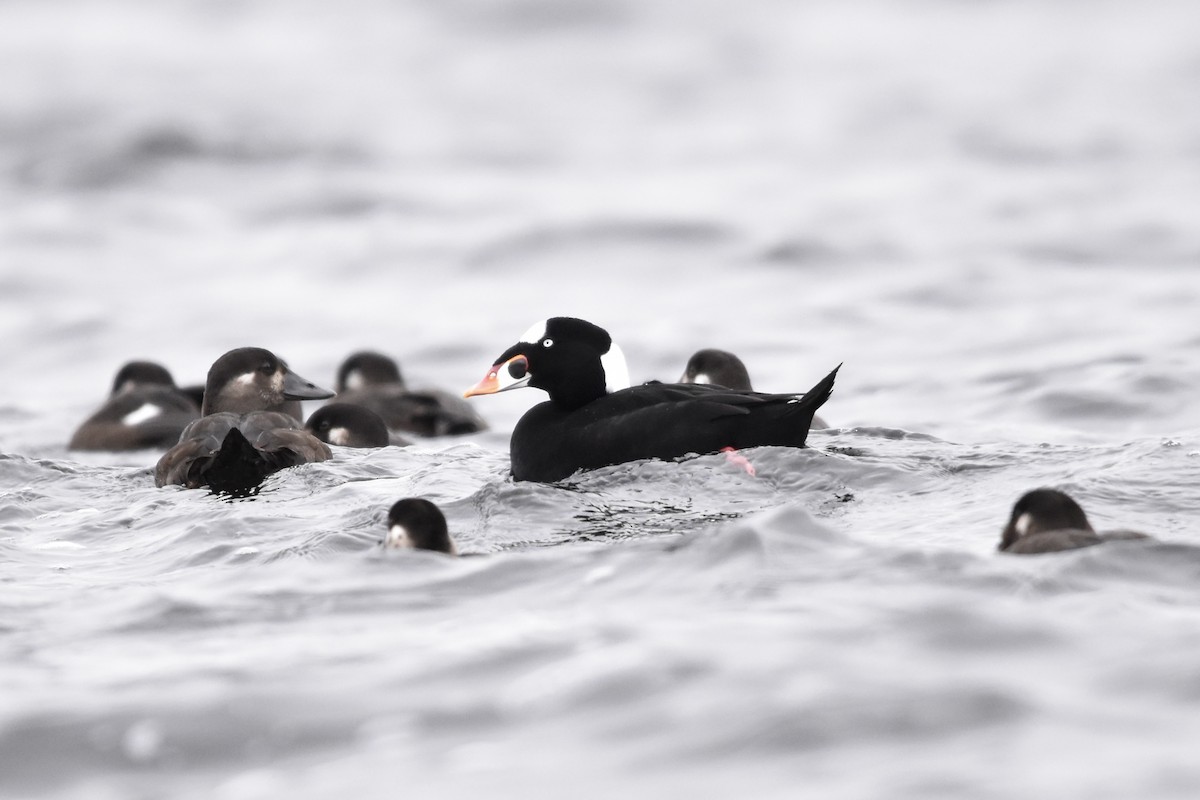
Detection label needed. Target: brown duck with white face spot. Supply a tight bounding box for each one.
[999,488,1152,554]
[69,361,200,451]
[155,347,335,495]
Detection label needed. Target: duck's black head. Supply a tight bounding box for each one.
[111,361,177,395]
[464,317,630,411]
[679,348,753,391]
[1000,488,1093,551]
[305,402,390,448]
[202,347,333,416]
[385,498,457,554]
[336,351,404,392]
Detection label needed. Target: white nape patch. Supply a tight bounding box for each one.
[329,427,351,446]
[519,319,548,345]
[692,373,712,385]
[122,403,162,426]
[602,343,631,393]
[1015,512,1033,537]
[386,523,412,549]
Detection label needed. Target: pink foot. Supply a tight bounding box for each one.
[720,446,756,477]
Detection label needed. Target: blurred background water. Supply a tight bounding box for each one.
[3,0,1200,797]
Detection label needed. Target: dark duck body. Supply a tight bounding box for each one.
[69,361,201,451]
[999,488,1151,554]
[680,348,829,429]
[335,351,487,437]
[155,348,334,494]
[465,317,839,482]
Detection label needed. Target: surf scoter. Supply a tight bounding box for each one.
[679,348,829,429]
[999,488,1151,554]
[154,347,335,494]
[305,402,392,448]
[69,361,201,451]
[335,351,488,437]
[384,498,458,554]
[464,317,839,482]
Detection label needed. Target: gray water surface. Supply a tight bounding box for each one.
[3,0,1200,798]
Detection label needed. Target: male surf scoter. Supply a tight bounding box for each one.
[69,361,200,451]
[305,402,392,448]
[464,317,839,482]
[679,348,829,428]
[384,498,458,554]
[999,488,1151,554]
[335,351,487,437]
[155,347,335,494]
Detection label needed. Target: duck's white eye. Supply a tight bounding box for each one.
[542,338,554,348]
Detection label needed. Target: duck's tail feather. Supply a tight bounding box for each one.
[198,427,288,496]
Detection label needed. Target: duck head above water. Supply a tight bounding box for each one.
[679,348,753,391]
[110,361,179,395]
[999,488,1093,551]
[336,351,405,392]
[464,317,630,411]
[385,498,458,554]
[202,347,334,417]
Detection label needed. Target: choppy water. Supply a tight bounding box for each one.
[4,0,1200,797]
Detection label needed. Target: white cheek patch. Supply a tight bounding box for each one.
[344,371,364,392]
[692,373,712,385]
[272,372,284,393]
[122,403,162,426]
[519,319,548,345]
[601,343,631,393]
[329,427,351,446]
[1015,513,1033,537]
[386,524,413,549]
[235,373,257,387]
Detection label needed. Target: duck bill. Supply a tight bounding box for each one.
[464,354,531,397]
[282,370,335,401]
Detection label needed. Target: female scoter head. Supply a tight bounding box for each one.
[110,361,178,395]
[305,402,390,448]
[679,348,753,391]
[385,498,457,554]
[336,351,405,392]
[202,347,333,417]
[999,488,1093,551]
[464,317,630,410]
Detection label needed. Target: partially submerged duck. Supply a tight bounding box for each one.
[999,488,1151,554]
[305,402,392,448]
[465,317,838,482]
[69,361,200,451]
[155,347,334,494]
[384,498,458,554]
[335,351,487,437]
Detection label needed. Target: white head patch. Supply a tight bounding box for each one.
[386,523,412,549]
[122,403,162,426]
[329,427,351,446]
[344,371,364,392]
[692,373,712,385]
[1015,512,1033,537]
[519,319,548,345]
[601,343,630,393]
